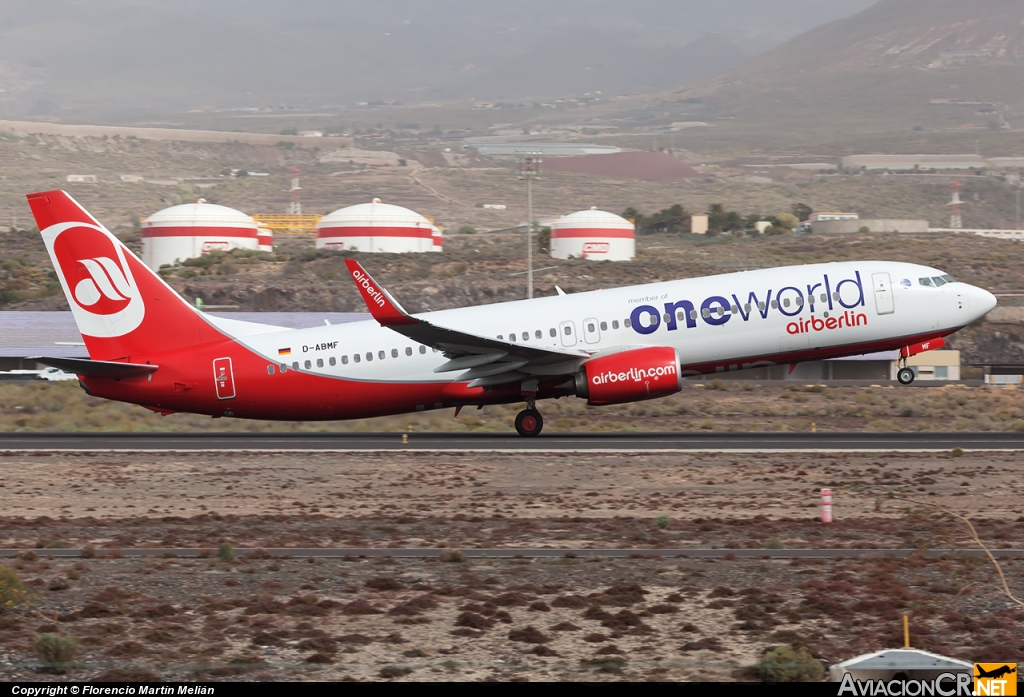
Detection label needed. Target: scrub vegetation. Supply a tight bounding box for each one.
[1,380,1023,434]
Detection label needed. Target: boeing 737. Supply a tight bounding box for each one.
[27,190,997,436]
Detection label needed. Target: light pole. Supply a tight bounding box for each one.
[517,154,541,299]
[1016,185,1021,229]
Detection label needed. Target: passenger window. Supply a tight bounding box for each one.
[535,330,542,339]
[758,302,765,311]
[419,346,426,354]
[730,305,739,313]
[267,365,275,375]
[292,361,299,370]
[563,325,572,335]
[624,318,631,328]
[354,354,360,363]
[832,292,840,301]
[550,328,557,337]
[744,303,751,313]
[329,357,336,366]
[316,358,324,368]
[392,348,398,358]
[662,313,670,324]
[689,309,697,320]
[600,321,607,331]
[771,300,779,309]
[366,352,373,361]
[702,308,710,318]
[931,276,946,287]
[522,332,529,341]
[509,334,516,342]
[304,360,311,369]
[783,298,791,308]
[820,294,827,302]
[677,312,685,321]
[612,320,619,329]
[405,347,412,356]
[379,350,385,360]
[716,307,724,317]
[342,356,349,365]
[497,335,503,340]
[589,322,597,332]
[280,364,288,373]
[796,296,803,305]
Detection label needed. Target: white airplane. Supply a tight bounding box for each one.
[27,190,996,436]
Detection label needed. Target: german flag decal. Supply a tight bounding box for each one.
[277,348,291,357]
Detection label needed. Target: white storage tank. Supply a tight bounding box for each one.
[316,198,438,253]
[549,207,635,261]
[141,200,263,270]
[430,224,443,253]
[257,223,274,253]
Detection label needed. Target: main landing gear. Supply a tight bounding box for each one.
[515,400,544,437]
[896,360,915,385]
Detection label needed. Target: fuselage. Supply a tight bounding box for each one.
[81,260,996,421]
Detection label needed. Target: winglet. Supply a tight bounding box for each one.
[344,260,418,326]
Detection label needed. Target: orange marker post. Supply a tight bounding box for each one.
[821,488,833,523]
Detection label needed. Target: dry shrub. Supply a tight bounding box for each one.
[305,652,333,664]
[92,587,134,603]
[133,603,178,619]
[508,626,549,644]
[757,645,824,682]
[528,645,559,656]
[597,583,648,606]
[681,637,724,651]
[581,655,627,673]
[450,627,482,637]
[249,632,286,648]
[550,621,580,632]
[297,637,337,655]
[583,632,608,643]
[529,600,551,612]
[379,665,413,679]
[47,577,70,592]
[582,605,612,621]
[601,609,651,633]
[34,633,77,671]
[366,577,405,591]
[708,586,736,598]
[596,644,623,655]
[342,599,383,616]
[647,604,679,614]
[438,549,467,563]
[454,611,493,629]
[244,595,286,615]
[243,548,273,560]
[143,625,184,643]
[491,591,534,607]
[0,564,31,612]
[77,601,121,619]
[389,595,438,616]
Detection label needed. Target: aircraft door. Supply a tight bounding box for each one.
[872,273,895,315]
[582,317,601,344]
[213,357,236,400]
[559,321,577,347]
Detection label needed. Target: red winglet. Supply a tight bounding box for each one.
[344,260,418,326]
[27,190,103,231]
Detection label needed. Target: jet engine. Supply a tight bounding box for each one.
[574,346,682,406]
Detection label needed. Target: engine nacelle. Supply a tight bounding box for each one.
[574,346,682,406]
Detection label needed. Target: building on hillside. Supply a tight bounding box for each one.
[315,198,441,253]
[812,219,929,234]
[141,200,266,270]
[549,208,634,261]
[809,212,859,222]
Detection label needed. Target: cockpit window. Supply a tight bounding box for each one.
[931,276,946,287]
[941,274,956,283]
[919,278,933,287]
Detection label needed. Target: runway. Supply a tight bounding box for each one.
[0,547,1020,560]
[0,431,1021,451]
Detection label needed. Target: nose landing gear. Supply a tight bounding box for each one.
[514,399,544,437]
[896,361,915,385]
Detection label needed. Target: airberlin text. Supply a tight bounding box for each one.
[351,269,386,308]
[591,363,677,386]
[630,270,867,336]
[837,672,971,696]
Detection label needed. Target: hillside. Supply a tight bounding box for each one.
[665,0,1024,134]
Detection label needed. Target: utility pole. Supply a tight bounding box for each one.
[1017,185,1021,229]
[517,154,541,299]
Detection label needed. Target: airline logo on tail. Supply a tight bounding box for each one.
[45,222,145,337]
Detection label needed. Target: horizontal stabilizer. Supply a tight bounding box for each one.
[29,356,158,379]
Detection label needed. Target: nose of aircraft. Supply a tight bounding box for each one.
[966,284,997,320]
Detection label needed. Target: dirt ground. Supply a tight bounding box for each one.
[0,449,1022,681]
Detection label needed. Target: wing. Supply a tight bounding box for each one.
[344,260,587,387]
[30,356,159,379]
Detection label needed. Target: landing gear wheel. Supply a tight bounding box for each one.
[515,409,544,437]
[897,367,915,385]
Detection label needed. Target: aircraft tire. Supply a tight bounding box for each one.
[515,409,544,437]
[897,367,915,385]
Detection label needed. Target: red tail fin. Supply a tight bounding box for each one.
[27,190,217,361]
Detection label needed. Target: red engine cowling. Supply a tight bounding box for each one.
[575,346,682,406]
